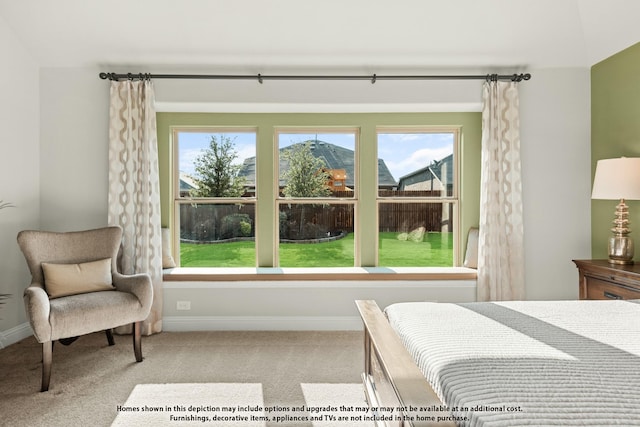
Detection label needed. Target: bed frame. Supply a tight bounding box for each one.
[356,300,456,427]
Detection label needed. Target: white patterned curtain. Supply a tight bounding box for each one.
[477,80,525,301]
[108,80,163,335]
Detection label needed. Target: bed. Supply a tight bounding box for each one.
[356,299,640,427]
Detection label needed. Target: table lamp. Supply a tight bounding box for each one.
[591,157,640,265]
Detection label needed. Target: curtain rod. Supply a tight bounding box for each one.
[98,72,531,84]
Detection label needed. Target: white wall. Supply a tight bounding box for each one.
[39,67,110,231]
[0,15,40,345]
[163,280,477,331]
[29,65,592,332]
[519,68,592,300]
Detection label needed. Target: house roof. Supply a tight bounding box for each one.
[397,154,453,190]
[238,140,397,188]
[179,173,198,192]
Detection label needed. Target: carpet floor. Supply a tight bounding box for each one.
[0,330,367,427]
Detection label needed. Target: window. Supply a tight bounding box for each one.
[173,128,256,267]
[276,130,357,267]
[162,114,475,271]
[377,129,458,267]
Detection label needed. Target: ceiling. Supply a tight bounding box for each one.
[1,0,639,73]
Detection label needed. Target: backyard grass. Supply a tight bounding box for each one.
[180,232,453,267]
[180,239,256,267]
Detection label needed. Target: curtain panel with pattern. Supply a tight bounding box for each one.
[107,80,163,335]
[477,81,525,301]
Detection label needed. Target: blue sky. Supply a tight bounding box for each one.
[178,131,453,182]
[178,132,256,176]
[378,132,454,179]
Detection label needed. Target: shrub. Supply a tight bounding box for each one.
[239,220,252,237]
[220,213,253,239]
[193,219,216,241]
[279,211,290,239]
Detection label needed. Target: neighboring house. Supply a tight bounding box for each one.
[179,172,198,197]
[397,154,453,196]
[238,140,397,191]
[323,168,347,192]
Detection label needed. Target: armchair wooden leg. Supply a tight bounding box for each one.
[41,341,53,392]
[105,329,115,346]
[132,321,143,362]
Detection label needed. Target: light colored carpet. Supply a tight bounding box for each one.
[112,383,267,427]
[0,330,365,427]
[110,382,372,427]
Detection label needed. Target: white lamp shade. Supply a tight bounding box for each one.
[592,157,640,200]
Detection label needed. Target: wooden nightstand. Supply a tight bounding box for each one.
[573,259,640,300]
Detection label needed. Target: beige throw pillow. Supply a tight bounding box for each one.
[42,258,114,298]
[463,227,479,269]
[162,227,176,268]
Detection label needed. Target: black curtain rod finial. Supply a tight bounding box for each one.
[512,73,531,82]
[485,73,531,83]
[99,72,118,81]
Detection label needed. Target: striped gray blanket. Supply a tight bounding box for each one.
[385,300,640,426]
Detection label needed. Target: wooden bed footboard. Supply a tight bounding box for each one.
[356,300,455,427]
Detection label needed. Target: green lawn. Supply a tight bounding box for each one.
[180,240,256,267]
[378,231,453,266]
[180,232,453,267]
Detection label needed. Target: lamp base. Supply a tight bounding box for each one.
[608,235,634,265]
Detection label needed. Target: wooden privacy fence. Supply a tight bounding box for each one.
[180,203,256,241]
[180,190,451,242]
[279,202,447,233]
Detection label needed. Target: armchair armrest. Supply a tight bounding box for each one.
[23,284,52,343]
[112,272,153,315]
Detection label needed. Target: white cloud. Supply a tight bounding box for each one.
[179,148,203,175]
[386,146,452,179]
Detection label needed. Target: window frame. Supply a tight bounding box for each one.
[274,127,360,267]
[160,115,476,275]
[375,126,461,266]
[172,126,258,267]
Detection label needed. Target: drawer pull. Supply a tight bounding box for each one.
[604,291,623,300]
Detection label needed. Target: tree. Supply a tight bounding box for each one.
[190,135,246,198]
[280,142,332,239]
[280,142,331,197]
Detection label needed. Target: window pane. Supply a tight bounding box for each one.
[277,132,356,198]
[377,132,455,197]
[378,202,454,267]
[179,203,255,267]
[278,203,354,267]
[177,131,256,198]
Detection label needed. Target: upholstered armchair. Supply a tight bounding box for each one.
[17,226,153,392]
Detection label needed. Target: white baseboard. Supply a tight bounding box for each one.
[163,315,363,332]
[0,317,362,346]
[0,322,32,349]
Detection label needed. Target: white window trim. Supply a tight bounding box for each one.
[172,126,258,267]
[375,127,461,265]
[274,127,360,266]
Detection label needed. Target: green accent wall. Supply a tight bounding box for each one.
[591,42,640,260]
[156,112,481,267]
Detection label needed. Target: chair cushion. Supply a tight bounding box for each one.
[48,291,145,340]
[42,258,115,298]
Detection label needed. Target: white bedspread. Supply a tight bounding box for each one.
[385,300,640,426]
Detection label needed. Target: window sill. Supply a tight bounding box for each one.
[163,266,477,283]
